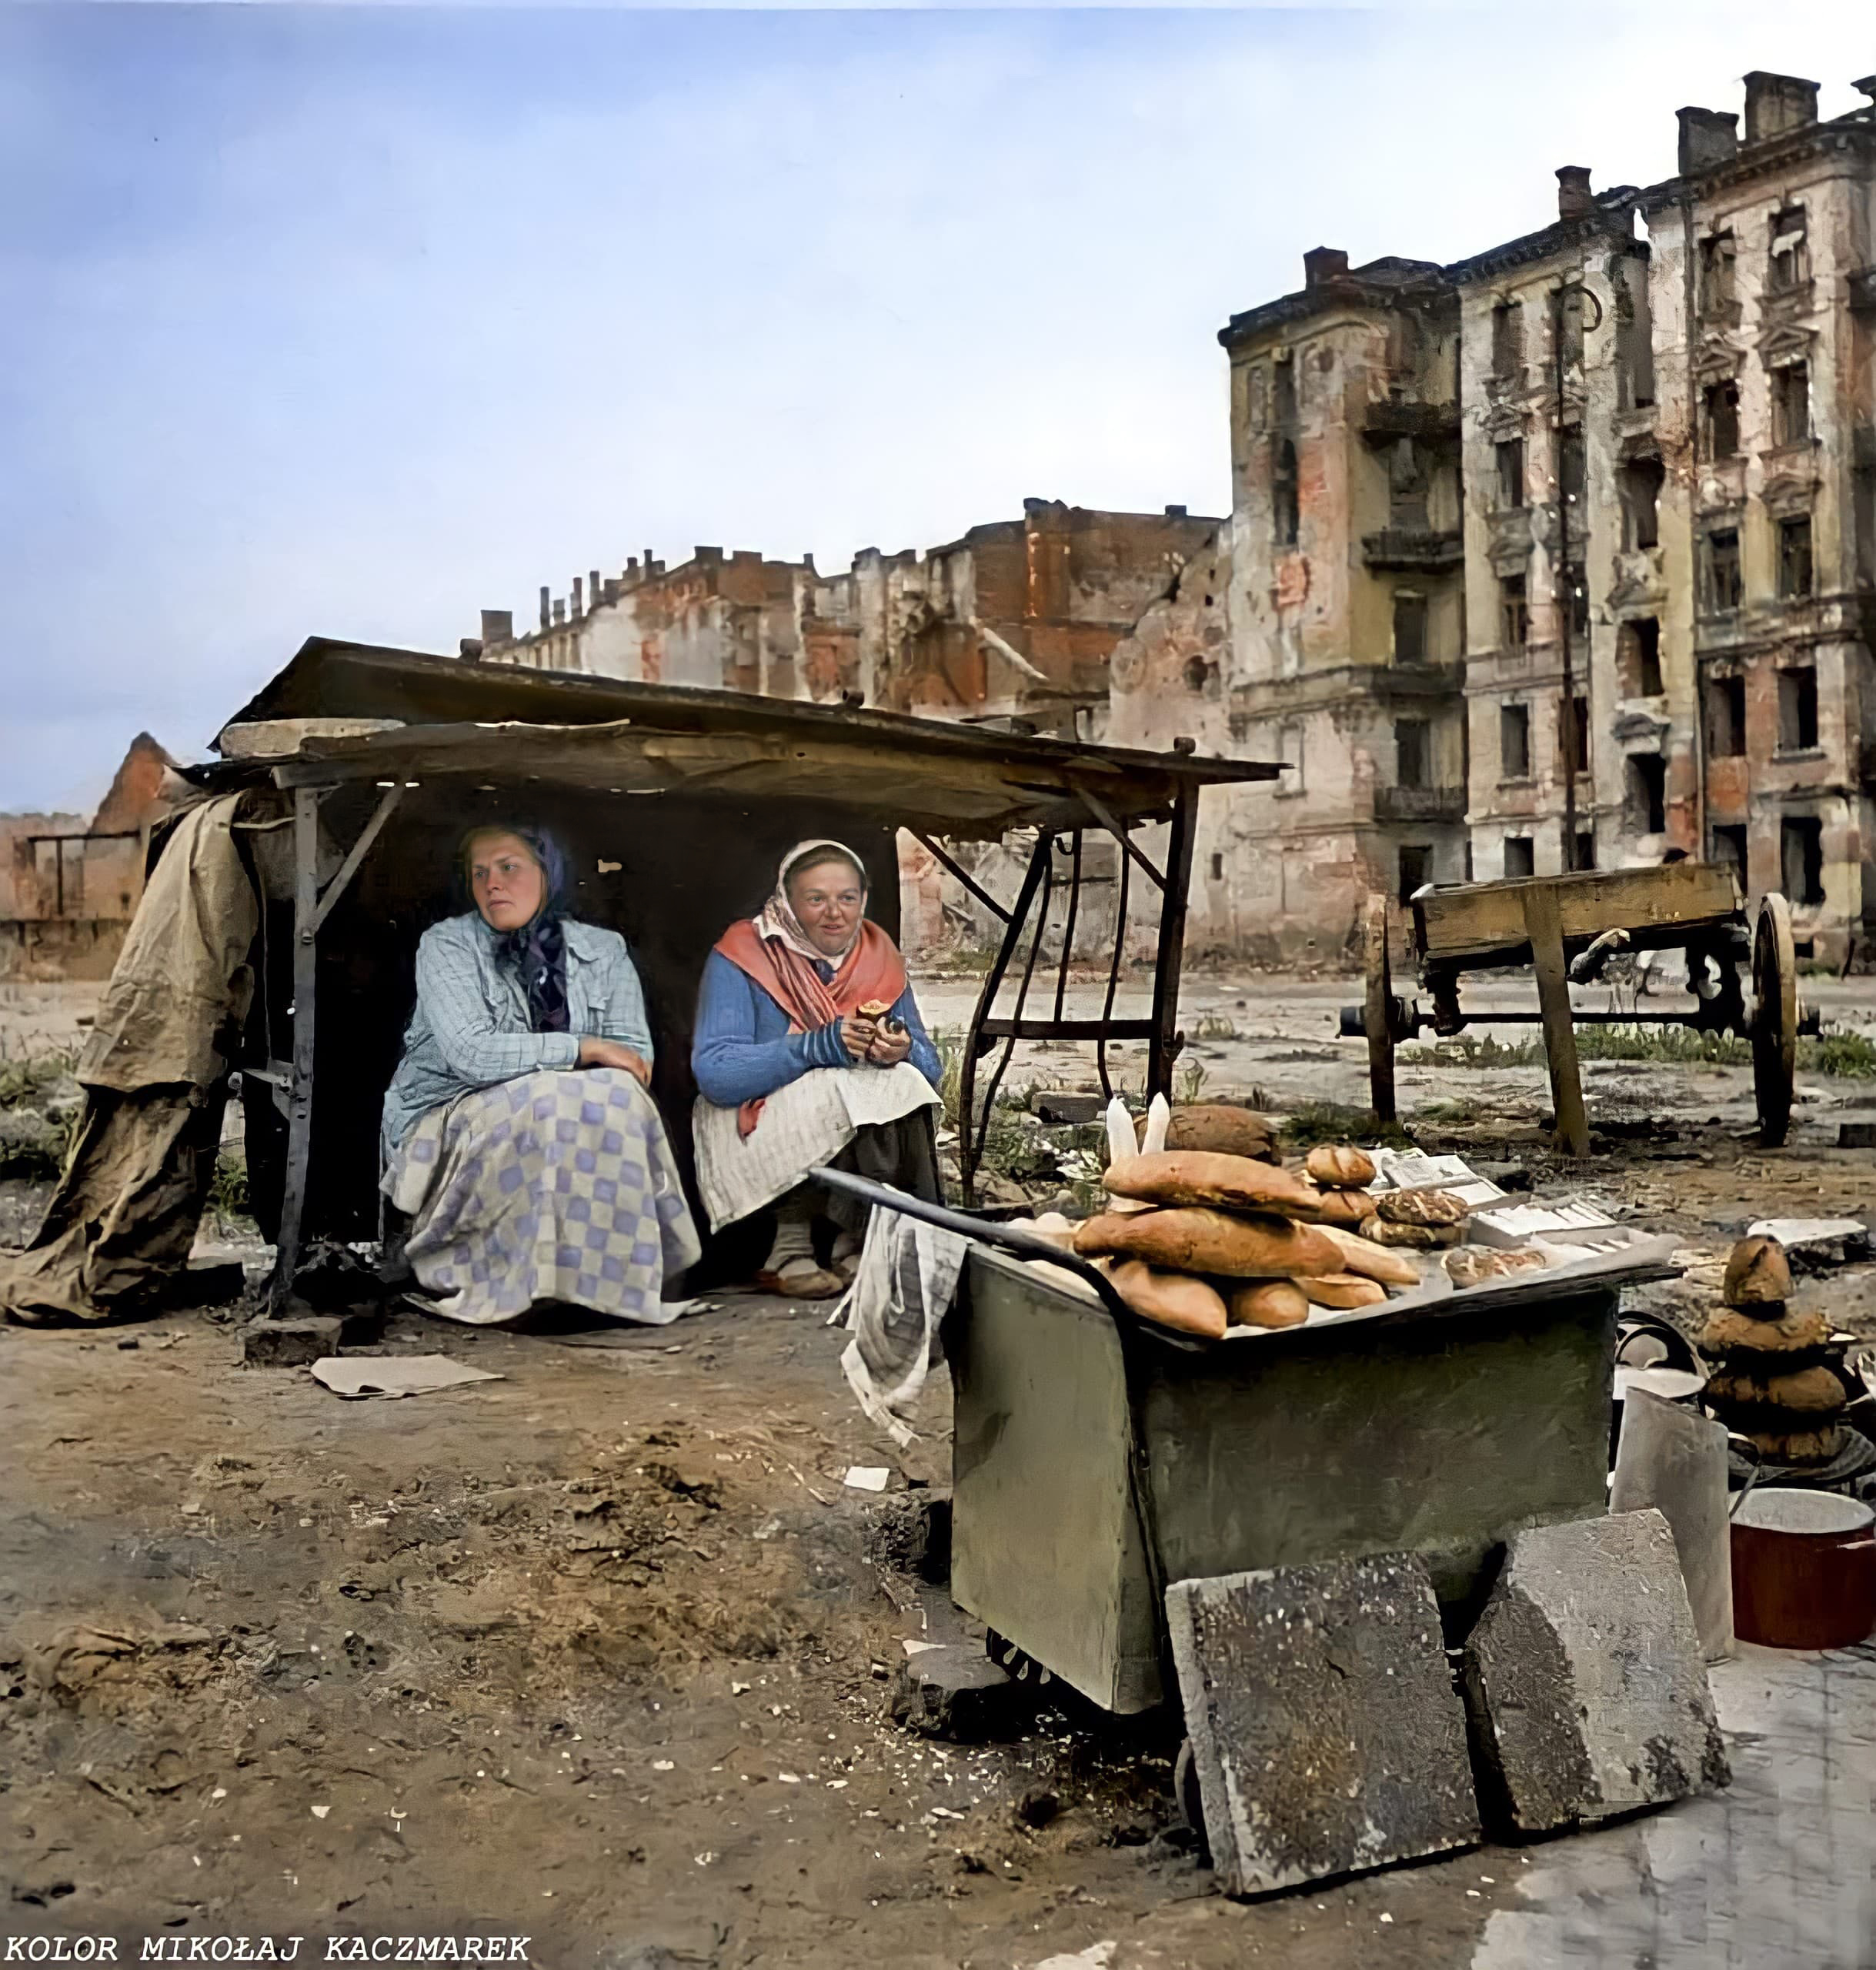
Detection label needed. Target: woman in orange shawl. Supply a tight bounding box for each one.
[691,840,943,1296]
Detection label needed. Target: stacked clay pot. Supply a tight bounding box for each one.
[1701,1235,1856,1466]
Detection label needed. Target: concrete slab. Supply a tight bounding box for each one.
[1167,1551,1480,1897]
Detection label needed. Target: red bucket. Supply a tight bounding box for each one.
[1730,1488,1876,1651]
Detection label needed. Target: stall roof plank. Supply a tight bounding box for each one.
[1417,863,1741,965]
[215,638,1278,837]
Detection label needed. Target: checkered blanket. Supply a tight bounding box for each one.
[386,1068,701,1326]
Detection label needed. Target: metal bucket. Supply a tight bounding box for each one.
[1730,1486,1876,1651]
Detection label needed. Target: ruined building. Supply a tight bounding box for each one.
[472,500,1217,742]
[1115,67,1876,962]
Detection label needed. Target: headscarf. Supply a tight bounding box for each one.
[712,839,910,1136]
[461,824,571,1034]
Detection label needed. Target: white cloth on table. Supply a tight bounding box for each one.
[836,1206,970,1447]
[386,1067,700,1326]
[691,1060,940,1232]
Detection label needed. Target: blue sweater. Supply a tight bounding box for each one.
[691,949,943,1109]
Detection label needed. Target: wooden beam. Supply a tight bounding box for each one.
[909,830,1012,924]
[309,784,402,937]
[1522,883,1589,1158]
[1147,787,1199,1099]
[1072,781,1166,891]
[270,786,322,1306]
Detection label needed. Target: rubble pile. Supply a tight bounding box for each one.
[1701,1234,1857,1467]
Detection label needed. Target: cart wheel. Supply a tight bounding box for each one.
[1363,893,1397,1124]
[1173,1738,1208,1853]
[1752,892,1798,1147]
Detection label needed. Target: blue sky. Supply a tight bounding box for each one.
[2,1,1869,811]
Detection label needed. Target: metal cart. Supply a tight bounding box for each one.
[1343,862,1814,1156]
[818,1168,1648,1716]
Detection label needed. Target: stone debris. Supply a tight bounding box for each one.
[1462,1509,1729,1835]
[1166,1551,1479,1897]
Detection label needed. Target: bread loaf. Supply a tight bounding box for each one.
[1103,1150,1323,1218]
[1699,1304,1831,1354]
[1305,1144,1377,1189]
[1103,1260,1227,1341]
[1704,1364,1849,1415]
[1375,1188,1467,1228]
[1227,1279,1310,1328]
[1444,1246,1549,1289]
[1741,1424,1842,1465]
[1140,1104,1280,1163]
[1360,1214,1462,1250]
[1307,1189,1373,1228]
[1074,1207,1341,1279]
[1723,1234,1792,1309]
[1317,1224,1420,1287]
[1300,1272,1387,1311]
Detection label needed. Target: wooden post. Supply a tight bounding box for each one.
[270,786,322,1307]
[959,837,1051,1204]
[1522,883,1589,1157]
[1147,789,1199,1100]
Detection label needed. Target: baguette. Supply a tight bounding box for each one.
[1103,1260,1227,1341]
[1227,1280,1310,1329]
[1074,1207,1342,1279]
[1300,1272,1387,1311]
[1103,1150,1323,1219]
[1317,1224,1420,1287]
[1305,1144,1377,1189]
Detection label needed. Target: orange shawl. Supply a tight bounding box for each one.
[713,917,909,1137]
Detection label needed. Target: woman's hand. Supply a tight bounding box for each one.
[838,1014,878,1063]
[578,1036,652,1087]
[866,1023,913,1067]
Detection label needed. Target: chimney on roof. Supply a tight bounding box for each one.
[1304,246,1350,289]
[552,599,566,626]
[459,638,484,663]
[1556,165,1594,219]
[602,578,619,604]
[589,569,602,609]
[480,609,512,646]
[572,575,584,617]
[1744,71,1820,144]
[1165,504,1188,519]
[538,586,551,631]
[1677,106,1739,174]
[643,548,656,574]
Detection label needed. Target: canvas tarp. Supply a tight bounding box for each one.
[0,794,259,1325]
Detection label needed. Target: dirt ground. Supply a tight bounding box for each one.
[4,965,1874,1968]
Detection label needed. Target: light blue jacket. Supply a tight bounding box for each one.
[381,912,653,1157]
[690,948,941,1110]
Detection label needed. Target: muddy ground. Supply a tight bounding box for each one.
[4,966,1875,1968]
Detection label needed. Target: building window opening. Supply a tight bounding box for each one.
[1554,287,1585,369]
[1564,695,1590,774]
[1394,718,1430,790]
[1273,439,1300,547]
[1768,206,1810,292]
[1620,616,1663,696]
[1707,673,1747,757]
[1491,299,1524,379]
[1504,835,1536,879]
[1778,515,1814,598]
[1701,379,1741,459]
[1500,572,1529,649]
[1277,720,1305,793]
[1698,231,1736,316]
[1566,564,1591,639]
[1500,702,1531,780]
[1781,816,1824,907]
[1627,753,1667,836]
[1496,437,1526,509]
[1388,439,1429,529]
[1210,851,1224,881]
[1573,830,1596,873]
[1397,845,1432,906]
[1778,665,1818,751]
[1272,354,1297,430]
[1711,823,1747,885]
[1393,592,1428,666]
[1703,528,1743,613]
[1557,427,1586,508]
[1621,457,1664,550]
[1183,655,1213,692]
[1771,362,1811,446]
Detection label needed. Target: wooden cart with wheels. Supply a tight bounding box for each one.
[1341,863,1814,1154]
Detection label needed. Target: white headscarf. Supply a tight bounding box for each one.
[756,840,869,965]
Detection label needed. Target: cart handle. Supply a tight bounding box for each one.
[807,1165,1208,1353]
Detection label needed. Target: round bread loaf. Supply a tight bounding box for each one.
[1305,1144,1377,1189]
[1375,1188,1467,1228]
[1360,1215,1462,1250]
[1700,1304,1830,1354]
[1103,1150,1322,1219]
[1140,1104,1280,1163]
[1444,1246,1549,1289]
[1226,1279,1310,1328]
[1317,1223,1420,1286]
[1306,1188,1373,1228]
[1704,1364,1849,1415]
[1300,1272,1387,1310]
[1074,1207,1341,1279]
[1740,1424,1843,1465]
[1723,1234,1792,1309]
[1103,1260,1227,1340]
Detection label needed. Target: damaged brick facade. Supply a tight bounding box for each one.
[474,500,1217,740]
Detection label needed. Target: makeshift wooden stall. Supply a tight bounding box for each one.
[195,639,1281,1301]
[1343,863,1814,1156]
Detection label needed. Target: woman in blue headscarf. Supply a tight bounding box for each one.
[380,824,699,1326]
